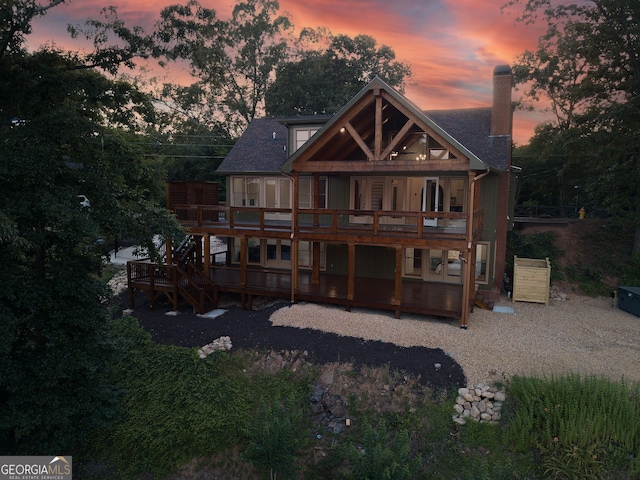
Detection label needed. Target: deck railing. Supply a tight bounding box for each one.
[171,204,484,241]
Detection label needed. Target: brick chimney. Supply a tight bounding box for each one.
[490,65,513,136]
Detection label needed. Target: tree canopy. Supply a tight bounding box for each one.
[265,32,412,117]
[509,0,640,254]
[0,5,182,452]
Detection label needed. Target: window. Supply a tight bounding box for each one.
[404,248,423,277]
[475,242,489,284]
[231,177,260,207]
[294,127,320,151]
[233,238,261,264]
[298,176,328,209]
[389,131,456,161]
[390,179,405,212]
[266,239,291,267]
[298,241,326,269]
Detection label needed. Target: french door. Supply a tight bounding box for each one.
[264,178,291,221]
[422,177,440,227]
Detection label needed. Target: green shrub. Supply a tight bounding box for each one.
[243,397,310,480]
[565,264,609,295]
[343,420,422,480]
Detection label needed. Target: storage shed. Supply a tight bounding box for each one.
[512,256,551,305]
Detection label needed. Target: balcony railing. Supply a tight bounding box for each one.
[171,204,483,241]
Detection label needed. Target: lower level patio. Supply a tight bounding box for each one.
[208,267,463,319]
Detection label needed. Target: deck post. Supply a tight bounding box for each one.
[460,249,470,328]
[347,243,355,306]
[291,173,299,303]
[292,239,298,302]
[240,237,247,288]
[313,174,320,226]
[312,242,321,284]
[195,235,202,267]
[394,245,402,318]
[166,237,173,265]
[204,234,210,277]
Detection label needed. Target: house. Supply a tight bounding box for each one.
[129,65,516,328]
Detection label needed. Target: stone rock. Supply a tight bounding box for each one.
[198,336,233,358]
[319,369,334,386]
[452,384,507,426]
[470,405,480,418]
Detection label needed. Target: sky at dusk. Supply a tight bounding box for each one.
[28,0,551,144]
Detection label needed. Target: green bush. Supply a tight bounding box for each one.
[243,397,310,480]
[565,264,609,295]
[343,420,422,480]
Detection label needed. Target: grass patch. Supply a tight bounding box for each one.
[505,374,640,478]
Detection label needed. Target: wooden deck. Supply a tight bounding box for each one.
[128,261,463,320]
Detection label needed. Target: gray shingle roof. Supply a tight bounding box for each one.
[216,118,288,174]
[425,108,511,171]
[218,90,511,174]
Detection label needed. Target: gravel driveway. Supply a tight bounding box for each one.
[270,293,640,386]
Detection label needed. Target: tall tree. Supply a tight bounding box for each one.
[0,0,66,57]
[0,3,181,453]
[266,31,412,117]
[155,0,292,134]
[508,0,640,254]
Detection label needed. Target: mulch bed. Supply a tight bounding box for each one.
[120,293,466,391]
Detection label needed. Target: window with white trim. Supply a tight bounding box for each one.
[299,176,328,209]
[231,177,260,207]
[294,127,320,151]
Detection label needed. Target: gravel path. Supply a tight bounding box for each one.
[270,294,640,386]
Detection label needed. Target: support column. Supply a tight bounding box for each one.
[291,173,299,303]
[312,242,320,285]
[194,235,203,267]
[394,245,403,319]
[240,237,247,288]
[291,239,298,303]
[460,249,471,329]
[204,234,211,277]
[347,243,355,311]
[165,237,173,265]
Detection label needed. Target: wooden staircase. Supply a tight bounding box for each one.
[127,235,219,314]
